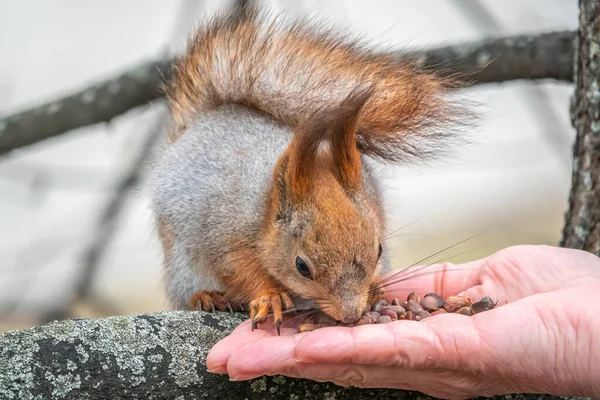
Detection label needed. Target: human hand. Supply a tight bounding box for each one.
[206,245,600,399]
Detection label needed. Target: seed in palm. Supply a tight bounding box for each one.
[294,292,496,332]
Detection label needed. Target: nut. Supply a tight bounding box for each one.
[443,295,472,313]
[391,298,408,308]
[379,307,399,320]
[376,315,392,324]
[371,299,389,312]
[355,315,374,326]
[455,306,473,316]
[296,291,496,332]
[384,305,406,314]
[422,293,445,312]
[406,300,424,313]
[399,311,415,320]
[407,291,422,304]
[365,313,378,324]
[471,296,497,314]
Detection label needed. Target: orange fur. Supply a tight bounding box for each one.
[285,116,328,202]
[158,3,474,326]
[328,89,370,192]
[256,94,387,322]
[163,3,472,162]
[219,239,283,304]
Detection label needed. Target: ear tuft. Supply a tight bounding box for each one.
[328,87,372,192]
[285,86,374,201]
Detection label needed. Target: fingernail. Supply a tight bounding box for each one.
[207,365,227,374]
[229,373,257,381]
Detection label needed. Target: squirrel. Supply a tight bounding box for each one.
[149,3,470,334]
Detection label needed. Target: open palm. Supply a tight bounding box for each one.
[207,245,600,399]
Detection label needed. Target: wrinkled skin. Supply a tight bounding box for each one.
[207,245,600,399]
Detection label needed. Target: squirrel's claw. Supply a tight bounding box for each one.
[190,290,232,312]
[249,292,294,335]
[275,319,281,336]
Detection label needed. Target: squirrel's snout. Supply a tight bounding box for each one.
[336,300,365,324]
[329,287,368,324]
[340,313,362,325]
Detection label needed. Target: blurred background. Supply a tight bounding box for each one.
[0,0,578,332]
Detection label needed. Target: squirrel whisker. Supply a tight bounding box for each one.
[373,235,482,287]
[369,266,488,293]
[382,217,425,240]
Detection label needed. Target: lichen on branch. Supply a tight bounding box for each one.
[0,311,589,399]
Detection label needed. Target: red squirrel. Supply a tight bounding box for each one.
[149,3,470,334]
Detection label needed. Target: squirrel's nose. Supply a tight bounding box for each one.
[333,289,367,324]
[340,311,362,324]
[338,305,364,324]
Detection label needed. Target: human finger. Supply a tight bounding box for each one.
[292,313,481,369]
[226,359,500,399]
[206,326,303,375]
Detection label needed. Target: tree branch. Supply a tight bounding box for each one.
[0,311,588,399]
[0,59,171,156]
[395,31,575,85]
[0,31,575,157]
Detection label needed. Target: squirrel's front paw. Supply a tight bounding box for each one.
[190,290,238,312]
[249,292,294,335]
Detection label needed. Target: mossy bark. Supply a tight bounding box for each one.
[0,311,593,400]
[561,0,600,256]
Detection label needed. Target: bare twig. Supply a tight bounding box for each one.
[0,31,575,157]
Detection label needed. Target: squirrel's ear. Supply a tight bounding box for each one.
[328,88,372,193]
[285,116,329,202]
[284,87,372,202]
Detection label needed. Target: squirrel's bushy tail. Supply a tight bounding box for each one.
[164,3,474,162]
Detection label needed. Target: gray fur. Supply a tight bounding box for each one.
[149,104,391,310]
[149,105,290,309]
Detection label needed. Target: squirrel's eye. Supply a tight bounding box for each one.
[296,256,312,280]
[377,244,383,259]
